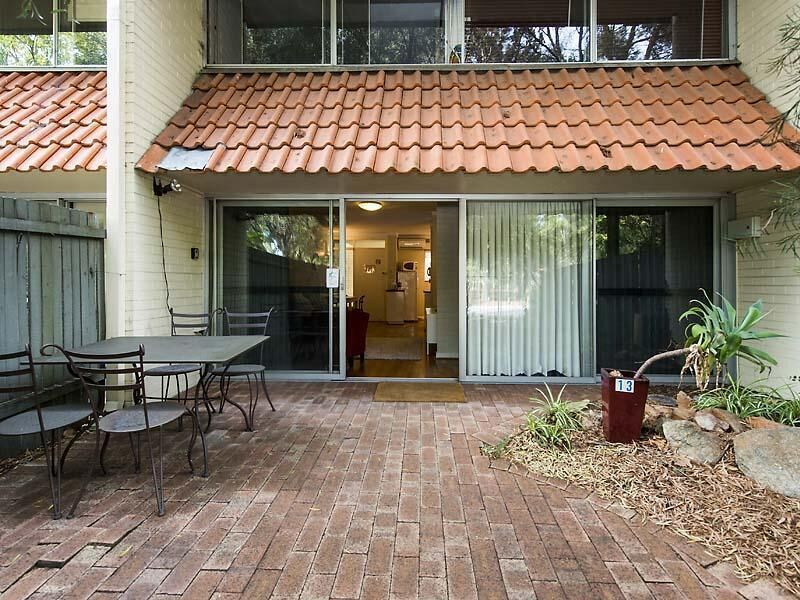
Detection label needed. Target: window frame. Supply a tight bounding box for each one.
[0,0,107,69]
[205,0,736,68]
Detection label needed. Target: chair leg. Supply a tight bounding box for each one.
[249,374,258,430]
[260,371,275,412]
[68,427,101,519]
[40,427,60,520]
[218,377,227,413]
[192,378,210,477]
[128,432,141,473]
[99,431,110,476]
[145,426,165,517]
[201,376,213,432]
[59,422,87,474]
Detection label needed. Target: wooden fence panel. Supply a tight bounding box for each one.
[0,198,106,429]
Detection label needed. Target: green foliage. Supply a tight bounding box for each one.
[680,291,783,389]
[481,436,509,460]
[245,213,329,266]
[524,384,589,451]
[695,375,800,427]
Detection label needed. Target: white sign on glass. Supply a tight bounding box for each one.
[326,268,340,289]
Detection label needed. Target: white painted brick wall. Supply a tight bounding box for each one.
[735,186,800,385]
[121,0,206,336]
[735,1,800,386]
[737,0,800,114]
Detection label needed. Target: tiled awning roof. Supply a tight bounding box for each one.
[137,66,800,175]
[0,71,106,173]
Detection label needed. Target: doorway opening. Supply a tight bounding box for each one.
[344,200,459,379]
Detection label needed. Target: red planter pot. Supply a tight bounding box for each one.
[600,368,650,443]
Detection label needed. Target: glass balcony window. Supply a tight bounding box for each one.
[0,0,106,67]
[464,0,590,63]
[206,0,731,65]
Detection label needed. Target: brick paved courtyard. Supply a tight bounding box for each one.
[0,383,778,599]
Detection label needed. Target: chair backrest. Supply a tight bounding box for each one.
[0,346,36,396]
[42,344,147,424]
[170,308,215,336]
[223,308,274,337]
[223,308,275,365]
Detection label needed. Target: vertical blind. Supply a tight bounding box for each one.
[466,201,592,377]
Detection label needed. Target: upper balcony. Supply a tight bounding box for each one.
[0,0,106,69]
[206,0,736,69]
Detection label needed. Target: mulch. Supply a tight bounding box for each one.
[500,424,800,595]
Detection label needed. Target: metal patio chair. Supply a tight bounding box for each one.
[208,308,275,431]
[143,308,217,430]
[44,344,206,517]
[0,345,93,519]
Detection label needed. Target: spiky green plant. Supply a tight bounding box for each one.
[680,292,783,389]
[524,384,589,451]
[695,374,800,426]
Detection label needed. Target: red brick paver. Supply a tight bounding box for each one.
[0,383,775,598]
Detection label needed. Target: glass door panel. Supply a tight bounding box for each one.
[218,201,341,375]
[595,206,714,374]
[465,200,594,378]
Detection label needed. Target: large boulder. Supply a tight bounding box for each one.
[734,429,800,498]
[662,420,726,465]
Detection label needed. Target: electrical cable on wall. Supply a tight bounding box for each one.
[153,177,183,314]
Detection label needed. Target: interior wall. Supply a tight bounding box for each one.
[353,246,389,321]
[435,205,459,358]
[398,247,426,318]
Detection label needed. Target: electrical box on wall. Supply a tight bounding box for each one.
[191,248,200,260]
[726,217,762,240]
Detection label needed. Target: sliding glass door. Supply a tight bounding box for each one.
[216,200,343,376]
[465,200,594,379]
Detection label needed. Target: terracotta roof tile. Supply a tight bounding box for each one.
[0,71,106,173]
[137,66,800,175]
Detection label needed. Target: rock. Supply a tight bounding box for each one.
[676,391,694,410]
[648,394,678,407]
[662,420,726,465]
[694,410,729,432]
[671,406,697,421]
[710,408,746,434]
[734,428,800,498]
[746,416,786,430]
[582,408,602,430]
[643,405,673,433]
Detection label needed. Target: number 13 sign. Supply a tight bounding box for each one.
[614,378,635,393]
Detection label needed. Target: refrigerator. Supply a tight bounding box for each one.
[396,271,418,322]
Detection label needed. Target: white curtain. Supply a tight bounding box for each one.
[466,201,592,377]
[444,0,464,62]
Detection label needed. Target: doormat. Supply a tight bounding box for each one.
[373,382,465,403]
[365,337,423,360]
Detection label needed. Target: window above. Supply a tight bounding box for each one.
[206,0,731,66]
[0,0,106,67]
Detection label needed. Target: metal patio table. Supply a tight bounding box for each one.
[32,335,268,477]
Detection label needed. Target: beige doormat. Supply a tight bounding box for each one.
[373,382,465,403]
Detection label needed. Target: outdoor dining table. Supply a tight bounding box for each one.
[31,335,269,477]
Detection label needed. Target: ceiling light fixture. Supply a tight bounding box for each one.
[357,201,384,212]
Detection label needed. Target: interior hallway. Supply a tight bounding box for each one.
[348,321,459,378]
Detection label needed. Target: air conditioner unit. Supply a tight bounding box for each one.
[397,237,430,249]
[726,217,762,240]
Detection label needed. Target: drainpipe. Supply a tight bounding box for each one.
[105,0,127,339]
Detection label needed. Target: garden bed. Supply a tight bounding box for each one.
[494,423,800,595]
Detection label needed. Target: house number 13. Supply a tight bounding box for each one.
[614,379,635,393]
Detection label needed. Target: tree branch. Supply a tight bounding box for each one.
[634,347,692,379]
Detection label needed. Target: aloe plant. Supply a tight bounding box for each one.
[633,291,783,390]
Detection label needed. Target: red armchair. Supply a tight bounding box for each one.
[346,309,370,366]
